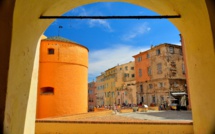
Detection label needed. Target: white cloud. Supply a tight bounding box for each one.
[88,19,113,32]
[67,7,113,32]
[69,7,88,16]
[122,23,151,41]
[88,44,148,81]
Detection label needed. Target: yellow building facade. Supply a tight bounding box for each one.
[95,75,105,106]
[115,62,137,105]
[96,62,136,107]
[103,67,116,106]
[96,67,116,106]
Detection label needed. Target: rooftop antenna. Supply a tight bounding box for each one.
[58,25,63,36]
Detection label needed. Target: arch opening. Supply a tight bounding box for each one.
[2,0,215,134]
[37,1,192,123]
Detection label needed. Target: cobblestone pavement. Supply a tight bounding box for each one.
[56,110,192,122]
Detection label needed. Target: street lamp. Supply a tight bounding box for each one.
[58,25,63,36]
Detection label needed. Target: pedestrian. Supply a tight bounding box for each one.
[113,103,117,114]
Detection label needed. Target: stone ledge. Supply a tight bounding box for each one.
[37,110,113,121]
[36,120,193,125]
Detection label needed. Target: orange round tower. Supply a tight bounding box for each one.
[36,36,88,119]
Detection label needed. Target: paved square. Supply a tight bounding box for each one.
[42,110,192,123]
[118,110,192,121]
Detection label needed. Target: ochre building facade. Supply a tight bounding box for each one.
[133,43,187,108]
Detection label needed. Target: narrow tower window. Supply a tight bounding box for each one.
[41,87,54,95]
[48,48,55,54]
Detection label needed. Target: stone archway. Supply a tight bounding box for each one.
[0,0,215,133]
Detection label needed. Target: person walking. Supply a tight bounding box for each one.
[113,103,117,114]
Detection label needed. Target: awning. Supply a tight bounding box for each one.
[171,92,187,96]
[167,96,177,100]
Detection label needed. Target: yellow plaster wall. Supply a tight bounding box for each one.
[4,34,41,133]
[0,0,15,132]
[1,0,214,133]
[35,122,193,134]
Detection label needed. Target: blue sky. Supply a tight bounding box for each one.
[44,2,181,82]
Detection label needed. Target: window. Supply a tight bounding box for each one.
[182,64,185,74]
[157,63,162,74]
[41,87,54,95]
[147,67,151,75]
[141,97,144,103]
[132,74,135,78]
[125,66,128,70]
[107,92,110,97]
[158,82,164,88]
[137,57,142,62]
[156,49,160,55]
[179,48,183,55]
[89,98,94,102]
[152,96,156,103]
[124,73,129,77]
[140,85,143,93]
[147,53,150,58]
[149,84,153,89]
[48,48,54,54]
[118,92,120,96]
[169,46,174,54]
[109,92,111,97]
[89,90,93,94]
[160,96,164,103]
[120,68,122,70]
[131,67,134,70]
[138,69,142,77]
[174,82,178,87]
